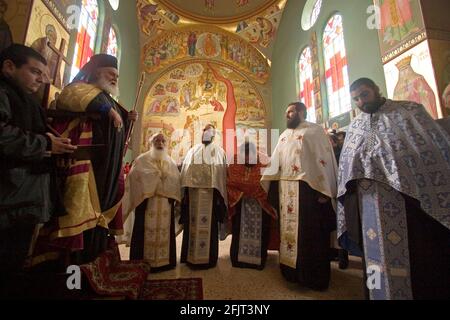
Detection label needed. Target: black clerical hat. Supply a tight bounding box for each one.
[72,54,118,83]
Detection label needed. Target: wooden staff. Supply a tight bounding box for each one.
[123,72,146,158]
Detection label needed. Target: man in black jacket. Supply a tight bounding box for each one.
[0,44,76,297]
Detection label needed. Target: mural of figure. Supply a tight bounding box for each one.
[153,50,161,67]
[236,21,249,33]
[204,33,217,57]
[236,0,249,7]
[380,0,419,45]
[153,84,165,96]
[220,35,228,59]
[255,17,274,47]
[187,32,197,57]
[0,0,13,52]
[150,100,162,113]
[393,56,438,119]
[166,98,179,113]
[210,96,224,112]
[138,2,161,36]
[31,24,62,87]
[205,0,214,11]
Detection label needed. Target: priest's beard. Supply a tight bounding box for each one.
[287,114,301,129]
[150,147,166,161]
[359,95,386,114]
[96,77,120,97]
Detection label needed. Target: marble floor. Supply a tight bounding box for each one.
[119,233,365,300]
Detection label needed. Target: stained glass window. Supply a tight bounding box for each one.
[310,0,322,28]
[298,47,316,123]
[70,0,99,80]
[301,0,322,31]
[322,14,351,118]
[107,27,118,57]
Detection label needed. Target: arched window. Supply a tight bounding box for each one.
[301,0,322,31]
[322,14,351,118]
[70,0,99,80]
[310,0,322,27]
[107,27,118,58]
[298,47,316,123]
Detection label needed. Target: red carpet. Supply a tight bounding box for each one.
[80,248,150,300]
[139,278,203,300]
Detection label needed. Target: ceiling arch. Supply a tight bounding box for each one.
[156,0,280,24]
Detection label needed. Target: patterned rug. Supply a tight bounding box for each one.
[139,278,203,300]
[80,248,150,300]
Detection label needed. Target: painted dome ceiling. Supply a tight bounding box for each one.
[156,0,280,24]
[138,0,287,59]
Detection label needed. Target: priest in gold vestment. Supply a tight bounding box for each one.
[121,133,181,272]
[33,54,138,265]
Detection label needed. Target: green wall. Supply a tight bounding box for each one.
[271,0,387,130]
[111,0,140,112]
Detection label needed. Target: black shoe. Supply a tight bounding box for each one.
[338,249,349,270]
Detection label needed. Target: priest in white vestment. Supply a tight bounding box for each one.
[180,124,228,269]
[262,102,338,290]
[121,133,181,272]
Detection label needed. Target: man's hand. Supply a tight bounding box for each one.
[128,110,139,122]
[46,133,77,154]
[109,108,123,130]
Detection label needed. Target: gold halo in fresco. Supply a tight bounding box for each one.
[157,0,280,24]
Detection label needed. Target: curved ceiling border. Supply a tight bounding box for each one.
[157,0,280,24]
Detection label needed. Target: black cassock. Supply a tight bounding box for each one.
[180,188,226,269]
[269,181,336,291]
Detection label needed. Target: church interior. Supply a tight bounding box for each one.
[1,0,450,301]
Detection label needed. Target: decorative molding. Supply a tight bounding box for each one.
[382,31,427,64]
[157,0,279,25]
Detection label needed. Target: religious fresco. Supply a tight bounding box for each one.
[156,0,279,24]
[24,0,70,89]
[136,0,286,59]
[1,0,32,49]
[141,27,270,84]
[383,40,442,119]
[141,60,267,164]
[235,1,285,56]
[374,0,426,63]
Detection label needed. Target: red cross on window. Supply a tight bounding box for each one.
[325,52,347,92]
[300,78,313,109]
